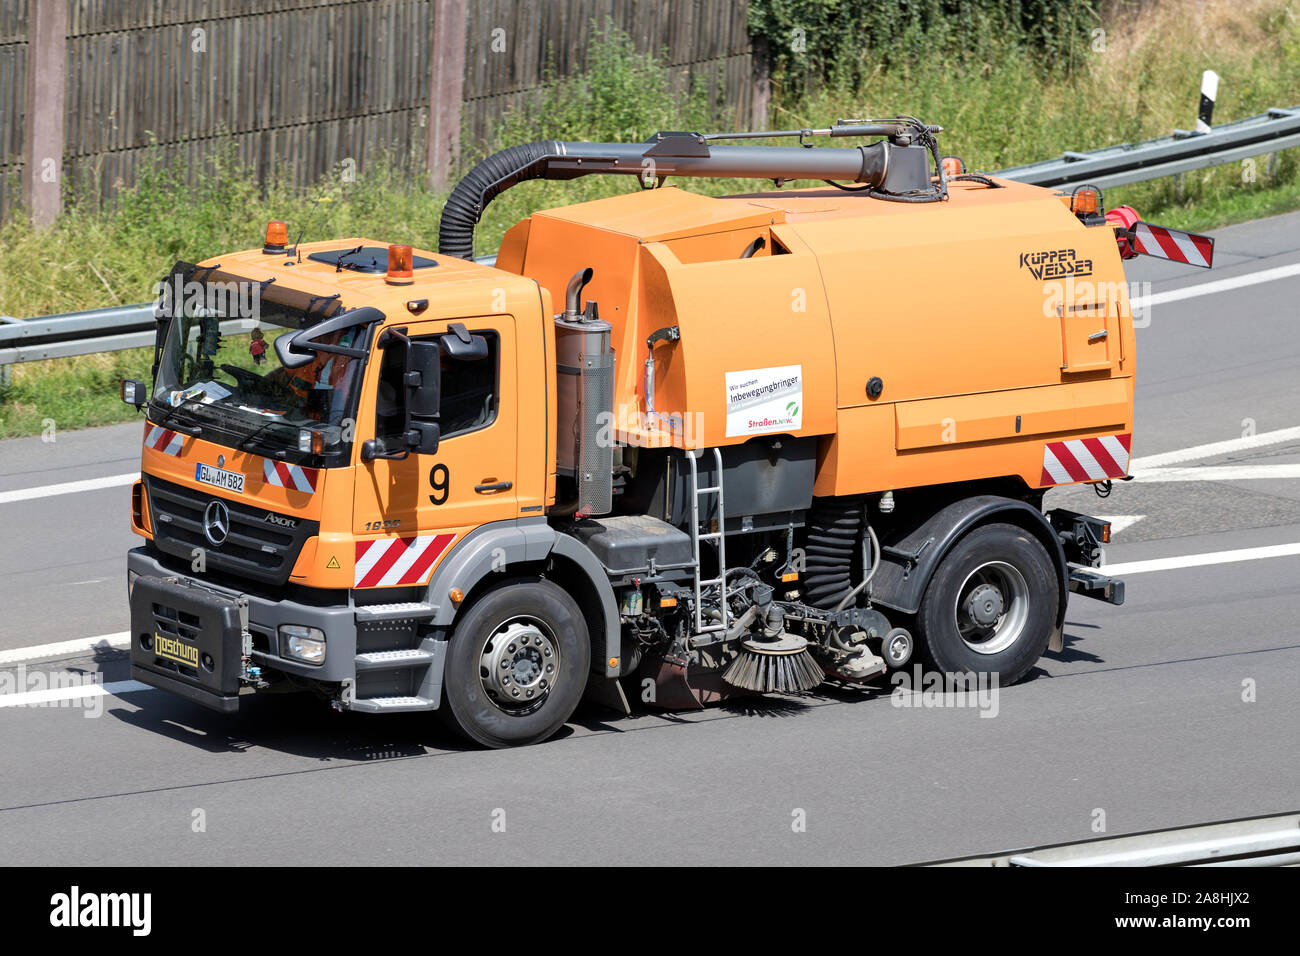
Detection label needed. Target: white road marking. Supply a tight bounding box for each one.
[1129,426,1300,470]
[1133,262,1300,311]
[0,472,135,505]
[0,631,129,665]
[0,680,151,709]
[1096,515,1145,534]
[1131,464,1300,482]
[1103,542,1300,576]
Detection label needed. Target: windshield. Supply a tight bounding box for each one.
[151,265,369,466]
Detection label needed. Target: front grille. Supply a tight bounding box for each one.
[145,475,319,586]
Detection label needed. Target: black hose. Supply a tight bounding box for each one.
[802,495,865,608]
[438,141,563,260]
[950,173,1003,188]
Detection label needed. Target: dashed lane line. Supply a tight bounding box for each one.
[0,680,151,709]
[0,473,135,505]
[1133,262,1300,312]
[1129,426,1300,471]
[0,632,129,665]
[1103,542,1300,576]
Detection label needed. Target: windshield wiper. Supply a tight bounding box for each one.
[239,416,292,454]
[150,391,208,436]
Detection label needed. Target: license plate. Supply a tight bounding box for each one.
[196,463,245,493]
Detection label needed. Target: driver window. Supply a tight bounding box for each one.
[374,330,499,444]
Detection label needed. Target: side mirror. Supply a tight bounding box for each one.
[273,329,314,369]
[403,340,441,455]
[441,322,489,361]
[120,378,147,408]
[276,307,385,369]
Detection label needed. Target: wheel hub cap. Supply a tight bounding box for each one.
[965,583,1004,627]
[479,619,559,711]
[953,561,1030,656]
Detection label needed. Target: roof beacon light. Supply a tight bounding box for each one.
[387,244,414,285]
[1070,185,1103,218]
[264,220,289,254]
[941,155,966,178]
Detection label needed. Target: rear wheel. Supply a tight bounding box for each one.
[440,578,590,748]
[916,523,1057,685]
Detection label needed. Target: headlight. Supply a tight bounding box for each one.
[279,625,326,665]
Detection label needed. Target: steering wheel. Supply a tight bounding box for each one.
[221,364,266,391]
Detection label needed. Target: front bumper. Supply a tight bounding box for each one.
[128,547,361,711]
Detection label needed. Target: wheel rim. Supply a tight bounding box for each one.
[478,616,560,715]
[953,561,1030,655]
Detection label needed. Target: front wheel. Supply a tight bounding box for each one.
[915,523,1058,685]
[440,578,590,748]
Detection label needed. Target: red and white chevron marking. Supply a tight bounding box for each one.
[1131,222,1214,269]
[1041,434,1132,486]
[354,534,456,588]
[262,460,319,494]
[143,424,183,456]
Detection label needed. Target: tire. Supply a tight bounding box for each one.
[915,522,1058,685]
[439,577,591,748]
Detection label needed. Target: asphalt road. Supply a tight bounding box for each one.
[0,210,1298,864]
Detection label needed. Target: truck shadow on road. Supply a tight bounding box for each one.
[1040,625,1106,667]
[104,674,887,760]
[107,690,478,761]
[101,649,1068,761]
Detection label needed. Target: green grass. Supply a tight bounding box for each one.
[3,2,1300,438]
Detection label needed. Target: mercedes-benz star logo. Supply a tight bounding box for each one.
[203,499,231,547]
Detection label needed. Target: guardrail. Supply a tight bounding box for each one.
[0,254,503,370]
[996,103,1300,189]
[929,811,1300,866]
[1,94,1297,370]
[0,303,158,367]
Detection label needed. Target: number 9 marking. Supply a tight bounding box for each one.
[428,463,450,505]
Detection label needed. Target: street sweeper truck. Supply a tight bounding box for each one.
[121,117,1213,747]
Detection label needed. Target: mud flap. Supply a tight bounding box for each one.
[582,675,632,716]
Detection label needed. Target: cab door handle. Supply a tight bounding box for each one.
[475,480,512,494]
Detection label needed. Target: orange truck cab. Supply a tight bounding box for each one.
[122,119,1211,747]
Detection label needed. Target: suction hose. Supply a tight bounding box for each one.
[802,496,880,611]
[437,135,918,259]
[439,141,563,261]
[803,496,866,609]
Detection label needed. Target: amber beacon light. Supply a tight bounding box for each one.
[263,220,288,253]
[387,244,414,285]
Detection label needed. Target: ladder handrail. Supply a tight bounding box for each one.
[687,447,729,634]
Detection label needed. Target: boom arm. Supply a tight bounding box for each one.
[438,121,942,259]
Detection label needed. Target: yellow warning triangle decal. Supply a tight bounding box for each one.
[326,555,340,569]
